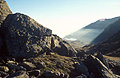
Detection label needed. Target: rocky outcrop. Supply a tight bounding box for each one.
[0,0,12,26]
[89,30,120,57]
[1,13,77,58]
[84,55,116,78]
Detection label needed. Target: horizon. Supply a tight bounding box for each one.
[5,0,120,38]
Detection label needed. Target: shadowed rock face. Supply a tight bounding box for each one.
[0,0,12,26]
[1,13,76,58]
[1,13,52,58]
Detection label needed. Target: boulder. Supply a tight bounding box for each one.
[75,74,87,78]
[7,63,26,71]
[20,62,36,71]
[8,71,29,78]
[1,13,77,58]
[0,71,9,77]
[28,70,40,77]
[36,61,46,69]
[42,70,61,78]
[1,13,52,58]
[74,62,89,76]
[84,55,116,78]
[96,52,109,68]
[0,66,9,72]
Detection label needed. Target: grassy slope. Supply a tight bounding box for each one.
[103,55,120,62]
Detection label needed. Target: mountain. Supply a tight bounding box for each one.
[64,17,120,45]
[0,0,12,26]
[89,30,120,57]
[91,18,120,44]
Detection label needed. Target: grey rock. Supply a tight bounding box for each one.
[28,70,40,77]
[0,66,9,72]
[76,74,87,78]
[1,13,76,58]
[2,13,52,58]
[20,62,36,71]
[36,61,46,69]
[43,70,60,78]
[84,55,116,78]
[0,71,9,77]
[74,62,89,76]
[7,63,26,71]
[8,71,29,78]
[96,52,109,68]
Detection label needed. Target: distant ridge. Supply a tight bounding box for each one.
[91,18,120,44]
[64,16,120,46]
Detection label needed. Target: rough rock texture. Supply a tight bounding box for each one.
[1,13,52,58]
[1,13,77,58]
[84,55,116,78]
[0,0,12,26]
[8,71,29,78]
[89,30,120,57]
[96,52,109,68]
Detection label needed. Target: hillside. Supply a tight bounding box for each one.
[64,17,120,45]
[89,30,120,57]
[91,18,120,44]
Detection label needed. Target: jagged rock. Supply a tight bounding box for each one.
[107,59,120,75]
[84,55,116,78]
[36,61,46,69]
[7,63,26,71]
[0,0,12,26]
[0,71,9,77]
[75,74,87,78]
[28,70,40,77]
[20,62,36,71]
[8,71,29,78]
[1,13,52,58]
[42,70,64,78]
[74,62,89,76]
[0,66,9,72]
[96,52,109,68]
[1,13,76,58]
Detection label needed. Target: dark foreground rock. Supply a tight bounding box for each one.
[84,55,116,78]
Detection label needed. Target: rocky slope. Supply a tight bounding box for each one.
[91,18,120,44]
[88,30,120,57]
[0,0,120,78]
[0,0,12,26]
[64,17,120,45]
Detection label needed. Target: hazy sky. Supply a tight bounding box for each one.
[5,0,120,38]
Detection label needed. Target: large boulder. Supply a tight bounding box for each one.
[84,55,116,78]
[0,0,12,26]
[1,13,52,58]
[1,13,77,58]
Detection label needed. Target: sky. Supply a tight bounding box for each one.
[5,0,120,38]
